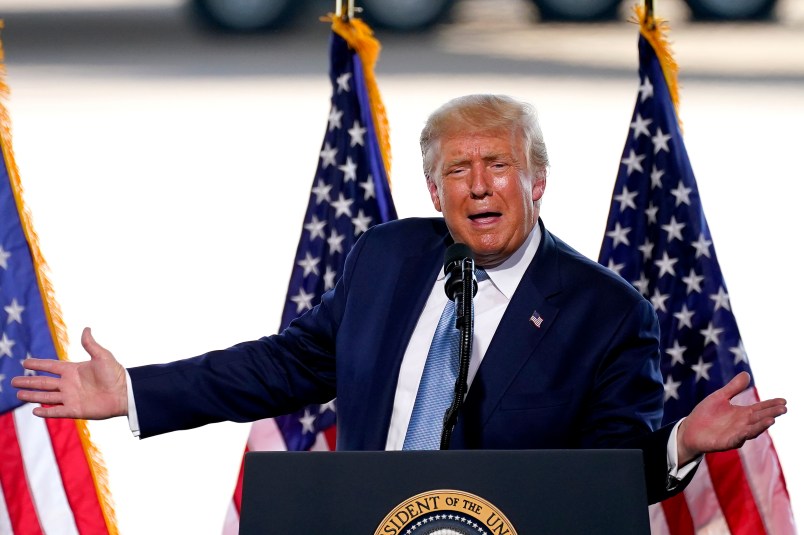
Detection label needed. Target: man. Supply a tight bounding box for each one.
[12,95,786,504]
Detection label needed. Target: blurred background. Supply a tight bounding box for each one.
[2,0,802,532]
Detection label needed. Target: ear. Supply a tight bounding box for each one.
[532,176,546,203]
[427,177,443,212]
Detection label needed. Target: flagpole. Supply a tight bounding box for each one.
[335,0,356,20]
[644,0,655,28]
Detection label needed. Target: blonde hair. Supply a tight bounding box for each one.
[420,94,549,183]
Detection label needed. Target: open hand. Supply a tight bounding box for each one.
[11,327,128,420]
[677,371,787,466]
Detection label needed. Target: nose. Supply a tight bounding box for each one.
[469,166,492,199]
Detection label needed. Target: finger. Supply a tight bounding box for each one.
[720,371,751,400]
[751,397,787,411]
[10,375,62,391]
[752,401,787,421]
[32,405,76,419]
[17,389,64,406]
[20,357,67,374]
[742,416,781,441]
[81,327,110,361]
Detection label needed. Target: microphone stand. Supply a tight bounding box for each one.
[440,257,475,450]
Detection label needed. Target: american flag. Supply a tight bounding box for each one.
[598,11,795,535]
[0,31,118,534]
[222,16,397,533]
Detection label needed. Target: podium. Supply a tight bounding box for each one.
[240,449,650,534]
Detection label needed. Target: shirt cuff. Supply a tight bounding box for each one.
[667,418,701,489]
[125,369,141,438]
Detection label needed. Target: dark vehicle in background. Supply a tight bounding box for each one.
[191,0,780,32]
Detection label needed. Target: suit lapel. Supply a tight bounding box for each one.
[457,224,564,440]
[364,230,447,446]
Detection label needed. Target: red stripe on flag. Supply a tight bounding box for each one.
[232,447,248,514]
[661,492,695,535]
[707,450,768,535]
[44,418,108,534]
[323,426,337,450]
[0,412,44,535]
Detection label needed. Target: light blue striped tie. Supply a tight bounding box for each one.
[403,269,487,450]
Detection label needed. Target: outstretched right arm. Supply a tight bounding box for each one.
[11,327,128,420]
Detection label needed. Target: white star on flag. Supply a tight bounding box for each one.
[682,269,704,294]
[347,120,366,147]
[351,209,372,236]
[0,333,15,357]
[651,127,671,153]
[664,374,681,401]
[606,259,625,275]
[614,186,638,211]
[637,76,653,102]
[326,229,345,254]
[338,156,358,182]
[4,298,24,324]
[319,143,338,168]
[650,166,665,189]
[327,106,343,131]
[299,409,317,434]
[730,341,749,365]
[297,252,321,277]
[691,233,712,258]
[654,251,678,278]
[335,72,352,93]
[331,193,354,218]
[637,239,654,261]
[621,149,646,175]
[690,357,714,382]
[660,215,686,242]
[0,245,10,269]
[359,176,376,200]
[710,286,731,311]
[670,182,693,206]
[650,288,670,312]
[673,304,695,329]
[323,266,337,291]
[666,340,687,366]
[606,222,631,247]
[303,215,327,240]
[700,321,724,346]
[290,288,315,313]
[311,179,332,204]
[630,113,653,139]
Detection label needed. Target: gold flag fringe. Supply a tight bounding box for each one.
[324,14,393,183]
[633,4,682,124]
[0,21,119,535]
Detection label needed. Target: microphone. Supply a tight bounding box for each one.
[443,243,477,301]
[439,243,477,450]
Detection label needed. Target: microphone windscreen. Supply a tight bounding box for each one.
[443,243,473,273]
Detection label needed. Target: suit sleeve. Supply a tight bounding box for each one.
[583,297,696,503]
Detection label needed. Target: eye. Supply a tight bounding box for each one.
[446,166,468,177]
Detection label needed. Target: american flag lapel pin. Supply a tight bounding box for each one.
[529,310,544,328]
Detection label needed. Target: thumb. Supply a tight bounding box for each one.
[720,371,751,401]
[81,327,112,361]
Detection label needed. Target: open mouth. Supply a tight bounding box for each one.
[469,212,502,221]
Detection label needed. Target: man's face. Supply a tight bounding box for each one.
[427,129,546,268]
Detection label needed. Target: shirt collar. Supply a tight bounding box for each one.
[436,222,542,301]
[484,223,542,300]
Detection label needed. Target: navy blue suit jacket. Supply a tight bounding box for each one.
[129,218,680,502]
